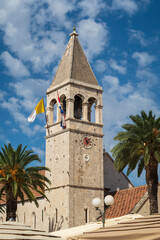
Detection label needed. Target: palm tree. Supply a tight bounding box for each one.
[111,111,160,214]
[0,143,51,221]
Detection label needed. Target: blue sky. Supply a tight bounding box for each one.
[0,0,160,186]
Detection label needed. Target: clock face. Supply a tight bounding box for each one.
[82,136,92,149]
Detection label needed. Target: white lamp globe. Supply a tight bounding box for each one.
[104,195,114,206]
[92,198,101,207]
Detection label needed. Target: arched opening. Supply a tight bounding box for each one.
[50,99,57,124]
[74,95,82,120]
[88,97,97,122]
[31,212,36,229]
[60,95,66,116]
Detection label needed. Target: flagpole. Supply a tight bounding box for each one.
[44,110,47,130]
[43,98,50,136]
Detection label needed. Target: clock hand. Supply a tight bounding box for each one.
[86,139,90,144]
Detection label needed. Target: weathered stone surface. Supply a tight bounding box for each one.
[50,31,98,87]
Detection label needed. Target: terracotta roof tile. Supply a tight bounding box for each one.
[105,185,148,219]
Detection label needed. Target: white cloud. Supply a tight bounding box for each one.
[136,69,158,88]
[0,0,68,72]
[78,0,106,18]
[109,59,127,74]
[32,146,45,159]
[102,75,159,154]
[5,120,11,125]
[0,76,48,138]
[45,0,75,28]
[0,93,3,101]
[1,97,25,121]
[111,0,138,15]
[9,78,50,112]
[0,1,33,57]
[129,29,147,46]
[139,0,151,8]
[132,52,156,67]
[0,90,6,101]
[11,128,19,133]
[78,18,108,60]
[103,75,119,92]
[103,75,132,95]
[0,133,9,144]
[95,59,107,73]
[0,0,109,72]
[1,51,30,77]
[1,97,45,137]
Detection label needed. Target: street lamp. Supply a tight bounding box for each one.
[92,195,114,228]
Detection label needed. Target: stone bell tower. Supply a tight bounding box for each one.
[45,27,104,229]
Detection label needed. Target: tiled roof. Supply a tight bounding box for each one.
[105,185,148,219]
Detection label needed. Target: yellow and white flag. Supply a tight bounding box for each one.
[28,98,45,123]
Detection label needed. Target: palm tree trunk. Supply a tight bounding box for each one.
[145,156,158,214]
[5,184,17,221]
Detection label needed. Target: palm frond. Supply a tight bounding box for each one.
[0,143,51,220]
[138,158,144,177]
[141,111,149,120]
[111,110,160,179]
[130,114,144,127]
[154,151,160,163]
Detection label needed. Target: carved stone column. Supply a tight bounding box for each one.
[95,105,103,124]
[66,98,74,118]
[57,103,61,122]
[46,106,54,125]
[82,102,89,121]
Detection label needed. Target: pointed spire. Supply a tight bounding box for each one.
[50,27,99,87]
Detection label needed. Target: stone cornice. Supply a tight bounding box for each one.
[46,185,104,191]
[45,127,104,139]
[46,78,103,95]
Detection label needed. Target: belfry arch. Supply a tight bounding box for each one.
[47,99,57,125]
[74,95,83,120]
[57,94,66,122]
[88,97,97,123]
[60,94,66,115]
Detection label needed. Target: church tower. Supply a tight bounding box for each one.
[45,28,104,229]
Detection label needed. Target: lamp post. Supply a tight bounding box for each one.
[92,195,114,228]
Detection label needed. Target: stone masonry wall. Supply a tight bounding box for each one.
[103,152,133,192]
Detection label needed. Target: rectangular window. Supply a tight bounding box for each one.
[55,208,58,223]
[84,208,89,223]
